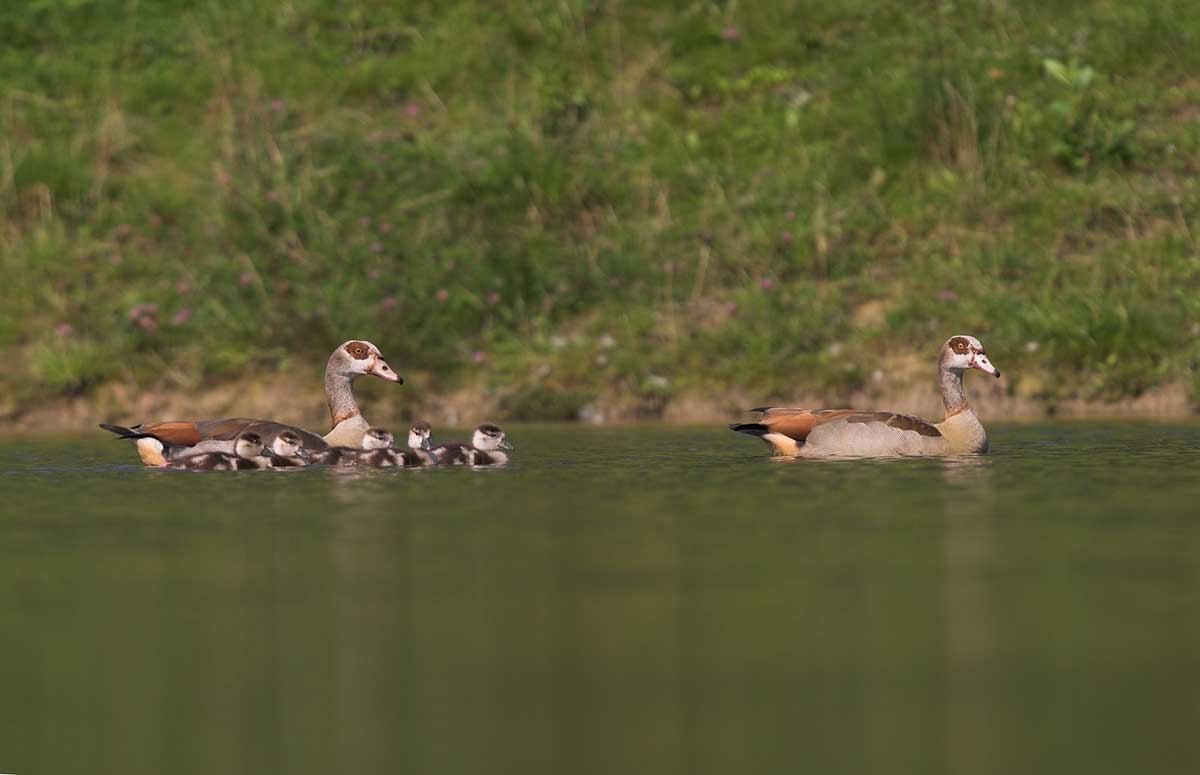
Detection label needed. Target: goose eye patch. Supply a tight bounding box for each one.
[345,342,370,359]
[950,337,969,354]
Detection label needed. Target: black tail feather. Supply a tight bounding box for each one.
[748,406,772,413]
[100,423,138,439]
[100,423,158,442]
[729,422,769,437]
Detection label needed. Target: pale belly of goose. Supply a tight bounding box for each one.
[799,420,949,457]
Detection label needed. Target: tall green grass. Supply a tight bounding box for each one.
[2,0,1199,413]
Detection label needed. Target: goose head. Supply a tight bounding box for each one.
[330,340,402,384]
[472,424,514,451]
[273,430,309,461]
[408,421,434,451]
[362,427,395,450]
[234,432,267,459]
[940,335,1000,378]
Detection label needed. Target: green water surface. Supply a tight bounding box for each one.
[2,424,1199,774]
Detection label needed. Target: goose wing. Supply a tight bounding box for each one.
[136,418,329,451]
[742,407,941,441]
[837,411,942,437]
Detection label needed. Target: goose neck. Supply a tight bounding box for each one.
[940,366,968,417]
[325,361,361,428]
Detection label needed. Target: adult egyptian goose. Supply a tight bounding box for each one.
[100,340,401,465]
[433,424,514,466]
[730,335,1001,457]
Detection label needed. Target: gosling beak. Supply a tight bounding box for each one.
[499,438,514,451]
[369,357,403,384]
[298,447,311,462]
[421,437,434,451]
[971,353,1001,378]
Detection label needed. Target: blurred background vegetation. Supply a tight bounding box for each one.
[2,0,1199,421]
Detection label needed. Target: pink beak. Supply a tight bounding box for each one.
[369,357,403,384]
[970,353,1001,379]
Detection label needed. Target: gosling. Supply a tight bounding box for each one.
[433,424,513,466]
[310,427,397,466]
[348,425,437,467]
[171,432,275,471]
[268,430,311,467]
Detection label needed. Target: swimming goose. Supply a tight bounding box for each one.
[433,424,513,466]
[730,335,1001,457]
[99,340,402,465]
[171,432,275,470]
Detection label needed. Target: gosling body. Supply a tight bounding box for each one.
[433,424,513,466]
[171,432,274,470]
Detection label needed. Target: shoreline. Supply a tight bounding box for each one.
[3,375,1194,433]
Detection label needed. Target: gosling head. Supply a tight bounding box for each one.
[472,424,513,452]
[940,335,1000,378]
[273,430,308,460]
[362,427,395,450]
[234,432,266,459]
[408,421,434,451]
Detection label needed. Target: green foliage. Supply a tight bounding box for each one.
[1,0,1199,413]
[1041,58,1136,171]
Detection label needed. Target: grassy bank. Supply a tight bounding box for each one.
[2,0,1199,423]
